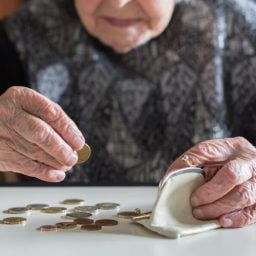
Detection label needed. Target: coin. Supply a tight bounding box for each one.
[72,206,98,214]
[56,222,77,230]
[61,199,85,205]
[38,225,58,232]
[96,202,120,210]
[74,218,94,225]
[80,224,102,231]
[5,207,30,214]
[117,211,141,219]
[66,212,92,219]
[27,204,49,211]
[41,207,67,214]
[77,144,91,164]
[3,217,27,225]
[95,219,118,226]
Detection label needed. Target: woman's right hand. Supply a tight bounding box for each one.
[0,86,85,182]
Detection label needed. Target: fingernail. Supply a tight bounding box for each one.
[74,136,85,149]
[66,152,78,166]
[49,171,66,182]
[222,218,233,227]
[191,196,200,207]
[193,208,204,218]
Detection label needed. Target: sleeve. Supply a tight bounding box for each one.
[0,21,27,95]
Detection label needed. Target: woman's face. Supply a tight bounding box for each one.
[75,0,175,53]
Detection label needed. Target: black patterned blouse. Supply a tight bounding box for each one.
[1,0,256,184]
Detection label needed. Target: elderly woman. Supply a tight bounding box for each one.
[0,0,256,228]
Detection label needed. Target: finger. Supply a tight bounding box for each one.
[12,109,78,166]
[203,166,220,182]
[219,204,256,228]
[192,179,256,219]
[5,87,85,151]
[191,159,254,207]
[167,138,236,172]
[6,131,71,171]
[0,147,66,182]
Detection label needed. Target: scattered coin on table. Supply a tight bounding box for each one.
[38,225,58,232]
[96,202,120,210]
[41,207,67,214]
[95,219,118,226]
[3,217,27,225]
[80,224,102,231]
[5,207,30,215]
[66,212,92,219]
[61,199,85,205]
[72,206,98,214]
[76,143,91,164]
[27,204,49,211]
[74,218,94,225]
[56,222,77,230]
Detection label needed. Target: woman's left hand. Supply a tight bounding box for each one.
[166,137,256,228]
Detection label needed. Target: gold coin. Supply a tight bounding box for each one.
[95,219,118,226]
[27,204,49,211]
[3,217,27,225]
[74,218,94,225]
[96,202,120,210]
[61,199,85,205]
[56,222,77,230]
[38,225,58,232]
[117,211,141,219]
[41,207,67,214]
[66,212,92,219]
[80,224,102,231]
[6,207,30,214]
[77,144,91,164]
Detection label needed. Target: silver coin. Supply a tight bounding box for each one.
[26,204,49,211]
[96,202,120,210]
[66,212,92,219]
[72,206,98,214]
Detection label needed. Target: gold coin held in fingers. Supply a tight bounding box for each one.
[95,219,118,226]
[61,199,85,205]
[77,144,91,164]
[3,217,27,225]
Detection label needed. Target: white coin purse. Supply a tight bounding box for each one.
[137,167,220,238]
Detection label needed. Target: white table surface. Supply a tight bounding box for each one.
[0,186,255,256]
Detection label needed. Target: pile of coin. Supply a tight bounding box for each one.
[0,198,150,232]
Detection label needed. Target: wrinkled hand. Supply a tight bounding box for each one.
[166,137,256,228]
[0,86,85,182]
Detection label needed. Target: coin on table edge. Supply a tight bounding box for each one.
[96,202,120,210]
[26,204,49,211]
[56,222,77,230]
[38,225,58,232]
[117,211,141,219]
[74,218,94,225]
[41,207,67,214]
[6,207,30,214]
[66,212,92,219]
[72,206,98,214]
[80,224,102,231]
[61,199,85,205]
[3,217,27,225]
[95,219,118,226]
[76,143,91,164]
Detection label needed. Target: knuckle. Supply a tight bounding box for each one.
[223,161,241,184]
[196,140,225,159]
[233,185,255,207]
